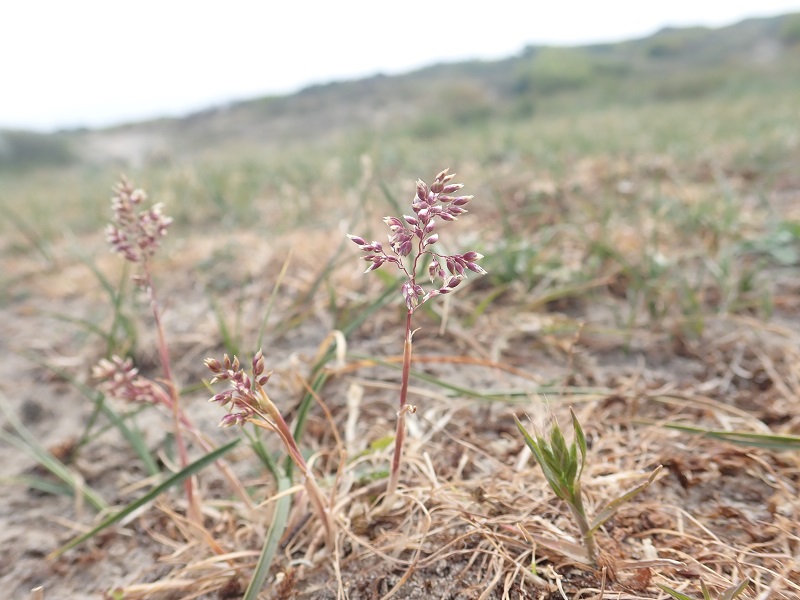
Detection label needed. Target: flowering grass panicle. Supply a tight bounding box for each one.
[205,351,273,428]
[105,177,172,268]
[99,177,176,387]
[97,176,202,519]
[101,177,175,377]
[348,168,486,499]
[348,168,486,311]
[205,350,335,548]
[93,355,171,407]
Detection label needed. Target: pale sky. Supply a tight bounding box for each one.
[2,1,799,132]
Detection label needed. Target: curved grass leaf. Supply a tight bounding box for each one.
[350,353,612,404]
[656,584,696,600]
[571,408,587,480]
[0,392,107,511]
[49,437,240,558]
[656,578,749,600]
[653,422,800,451]
[208,292,242,359]
[349,352,516,403]
[243,426,282,485]
[2,475,76,497]
[464,282,509,327]
[589,465,662,533]
[721,579,750,600]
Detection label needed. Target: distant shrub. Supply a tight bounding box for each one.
[779,13,800,46]
[512,48,594,96]
[646,27,707,58]
[651,69,729,100]
[410,81,493,138]
[0,130,75,170]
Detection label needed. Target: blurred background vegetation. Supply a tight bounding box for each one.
[1,12,799,286]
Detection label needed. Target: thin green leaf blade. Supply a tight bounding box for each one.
[655,583,697,600]
[571,407,587,479]
[0,394,107,511]
[721,579,750,600]
[49,438,241,558]
[657,422,800,450]
[701,580,712,600]
[243,426,281,485]
[247,477,292,600]
[243,476,292,600]
[589,465,662,533]
[2,475,77,497]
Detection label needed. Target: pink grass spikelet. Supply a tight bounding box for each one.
[106,176,173,265]
[205,350,336,546]
[93,355,167,407]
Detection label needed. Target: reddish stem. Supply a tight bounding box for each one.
[143,266,198,521]
[386,310,413,498]
[255,387,335,548]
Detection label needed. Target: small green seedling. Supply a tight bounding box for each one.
[515,408,661,566]
[657,578,750,600]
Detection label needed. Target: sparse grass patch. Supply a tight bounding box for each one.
[2,36,800,599]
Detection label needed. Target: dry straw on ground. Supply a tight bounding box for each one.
[1,154,798,600]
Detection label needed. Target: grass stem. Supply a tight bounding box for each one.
[142,266,200,522]
[387,311,414,499]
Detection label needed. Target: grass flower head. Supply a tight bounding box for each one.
[105,176,172,267]
[348,168,486,311]
[205,350,335,548]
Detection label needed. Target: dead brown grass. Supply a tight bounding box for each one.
[2,151,799,600]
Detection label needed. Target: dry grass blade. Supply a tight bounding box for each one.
[588,465,663,533]
[29,587,45,600]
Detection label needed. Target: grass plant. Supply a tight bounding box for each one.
[204,351,335,549]
[516,408,662,567]
[348,168,486,499]
[97,177,201,516]
[44,177,260,571]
